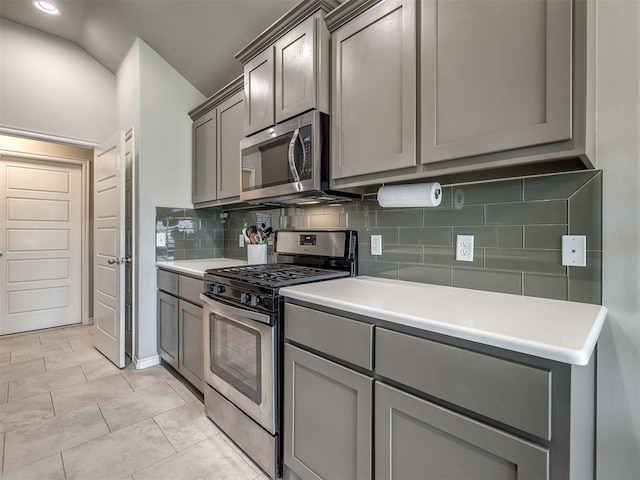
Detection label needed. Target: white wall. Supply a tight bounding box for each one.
[116,39,205,363]
[596,1,640,478]
[0,19,116,144]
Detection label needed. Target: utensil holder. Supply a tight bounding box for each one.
[247,244,268,265]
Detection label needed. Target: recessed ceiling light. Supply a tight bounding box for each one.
[33,1,60,15]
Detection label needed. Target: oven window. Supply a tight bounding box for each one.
[210,314,262,404]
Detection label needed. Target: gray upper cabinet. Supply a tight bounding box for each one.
[375,382,549,480]
[236,0,336,136]
[275,15,324,124]
[284,344,372,480]
[217,90,244,200]
[421,0,572,163]
[192,110,217,204]
[189,76,244,207]
[329,0,416,179]
[243,48,275,136]
[329,0,593,190]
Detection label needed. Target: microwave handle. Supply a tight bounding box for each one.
[288,128,302,189]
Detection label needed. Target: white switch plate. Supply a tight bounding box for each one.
[562,235,587,267]
[456,235,474,262]
[239,234,245,248]
[371,235,382,256]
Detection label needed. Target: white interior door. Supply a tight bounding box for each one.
[94,132,126,367]
[0,157,82,335]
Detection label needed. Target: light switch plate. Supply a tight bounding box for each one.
[562,235,587,267]
[371,235,382,256]
[239,234,245,248]
[456,235,474,262]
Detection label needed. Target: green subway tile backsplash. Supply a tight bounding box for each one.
[398,227,452,246]
[218,170,601,304]
[569,173,602,250]
[452,226,522,248]
[524,171,598,201]
[452,268,522,295]
[523,225,568,250]
[451,179,522,205]
[485,248,566,275]
[486,200,567,225]
[423,205,484,226]
[155,207,224,261]
[523,274,568,301]
[398,265,451,286]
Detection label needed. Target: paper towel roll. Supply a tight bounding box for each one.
[377,182,442,208]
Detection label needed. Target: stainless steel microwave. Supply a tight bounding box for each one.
[239,111,360,205]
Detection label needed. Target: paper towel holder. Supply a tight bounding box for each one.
[376,181,443,208]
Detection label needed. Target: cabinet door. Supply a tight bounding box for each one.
[375,382,549,480]
[157,291,179,369]
[331,0,416,179]
[193,110,217,203]
[178,299,204,392]
[275,16,317,123]
[284,344,372,480]
[244,47,275,136]
[421,0,572,163]
[216,90,244,200]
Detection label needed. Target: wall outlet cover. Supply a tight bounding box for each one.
[239,234,245,248]
[456,235,474,262]
[562,235,587,267]
[371,235,382,256]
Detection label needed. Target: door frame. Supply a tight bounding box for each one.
[0,133,92,327]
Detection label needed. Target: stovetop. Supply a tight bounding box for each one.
[205,263,351,289]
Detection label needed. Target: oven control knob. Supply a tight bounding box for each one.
[240,292,250,304]
[250,295,261,307]
[213,285,225,295]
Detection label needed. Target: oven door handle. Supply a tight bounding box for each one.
[200,294,271,325]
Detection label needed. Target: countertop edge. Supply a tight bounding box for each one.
[280,288,608,366]
[155,258,247,278]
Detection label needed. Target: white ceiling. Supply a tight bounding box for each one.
[0,0,298,97]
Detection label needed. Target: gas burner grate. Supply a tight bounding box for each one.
[207,263,350,288]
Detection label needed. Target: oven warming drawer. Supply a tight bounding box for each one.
[204,383,278,479]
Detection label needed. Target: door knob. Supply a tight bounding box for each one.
[107,258,119,265]
[0,251,3,257]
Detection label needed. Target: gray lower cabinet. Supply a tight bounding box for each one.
[375,381,549,480]
[178,299,204,391]
[157,269,205,392]
[283,299,595,480]
[284,344,372,480]
[157,290,179,370]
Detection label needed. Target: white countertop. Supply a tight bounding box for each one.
[155,258,247,278]
[280,276,607,366]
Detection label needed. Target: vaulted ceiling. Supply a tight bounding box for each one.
[0,0,298,96]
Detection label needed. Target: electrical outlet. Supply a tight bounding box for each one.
[456,235,474,262]
[239,234,245,247]
[371,235,383,256]
[562,235,587,266]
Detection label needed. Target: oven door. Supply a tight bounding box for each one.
[202,297,275,434]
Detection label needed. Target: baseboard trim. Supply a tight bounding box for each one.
[133,354,161,370]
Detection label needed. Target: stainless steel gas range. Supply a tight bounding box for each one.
[200,230,358,479]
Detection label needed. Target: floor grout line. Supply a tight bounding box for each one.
[96,403,112,434]
[60,452,68,480]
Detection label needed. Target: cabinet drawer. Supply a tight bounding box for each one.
[157,269,178,295]
[285,303,373,370]
[178,275,204,306]
[376,328,551,440]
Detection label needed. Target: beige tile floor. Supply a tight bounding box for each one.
[0,325,267,480]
